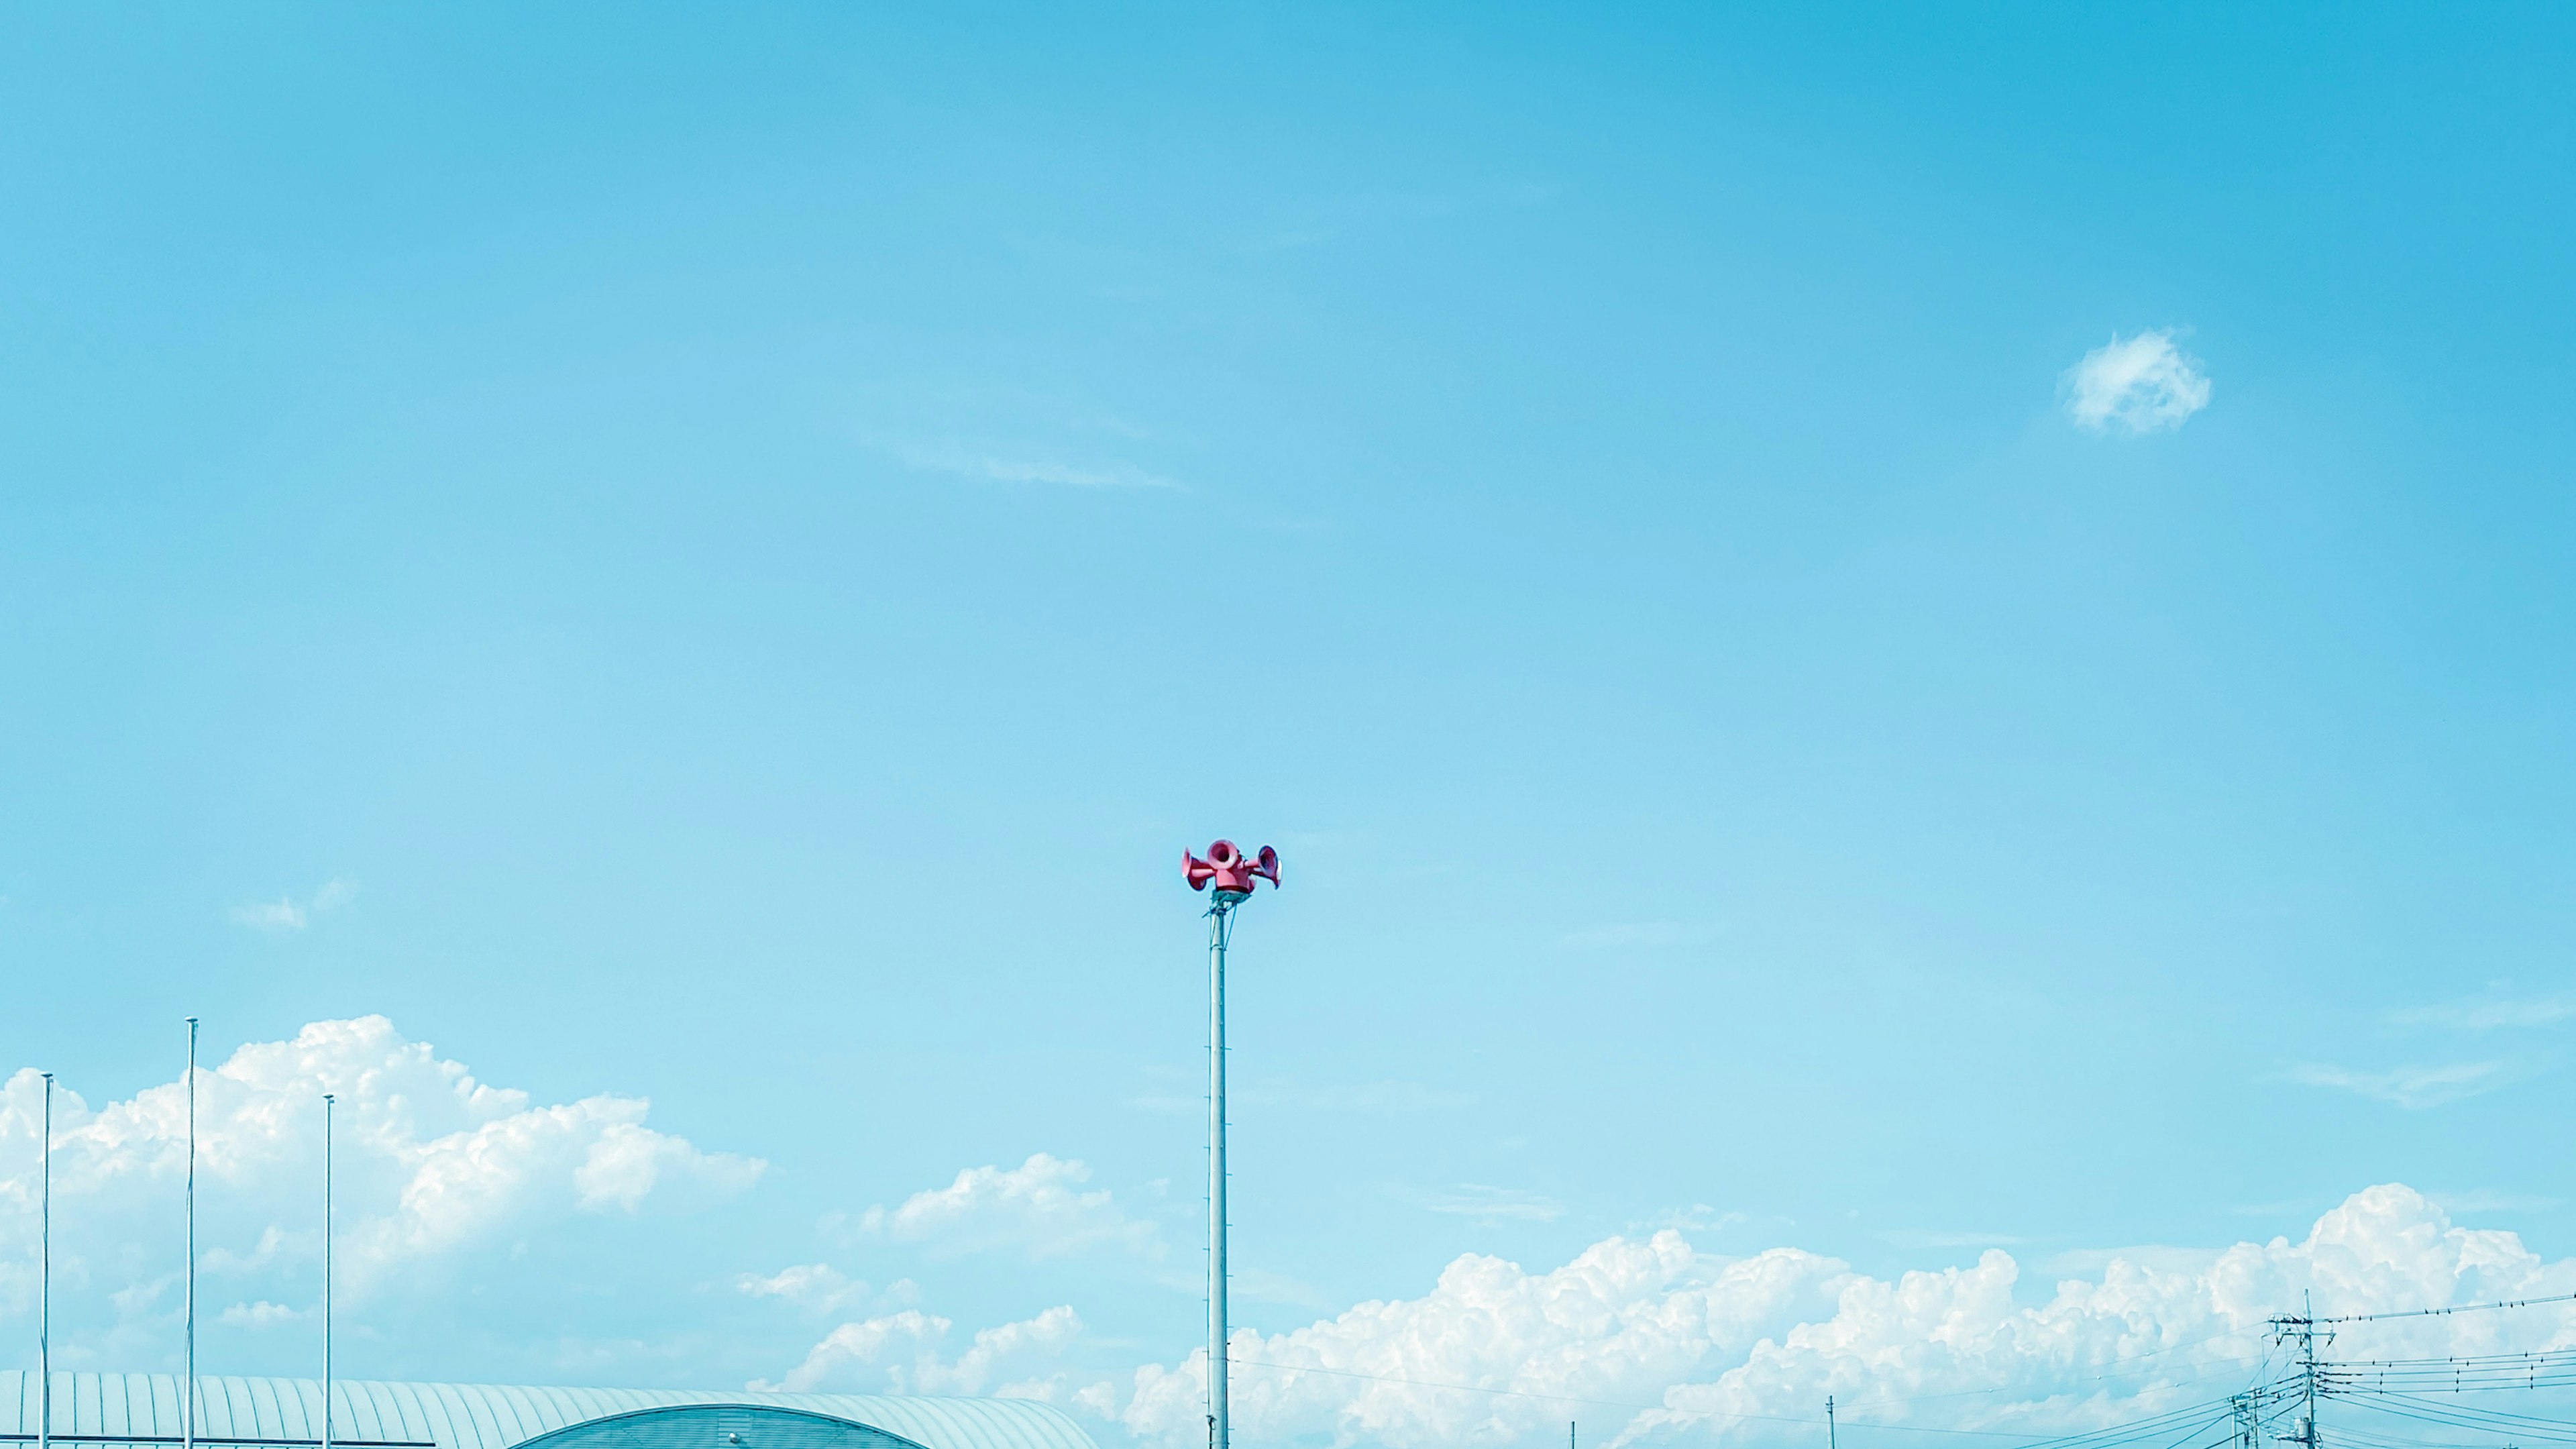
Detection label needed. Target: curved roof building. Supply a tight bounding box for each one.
[0,1377,1097,1449]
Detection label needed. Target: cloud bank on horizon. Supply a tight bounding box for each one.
[10,1021,2575,1449]
[767,1166,2576,1449]
[1091,1183,2576,1448]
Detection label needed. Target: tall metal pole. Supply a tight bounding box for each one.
[40,1072,52,1449]
[1182,841,1274,1449]
[1827,1397,1837,1449]
[1208,898,1234,1449]
[185,1016,197,1449]
[322,1093,335,1449]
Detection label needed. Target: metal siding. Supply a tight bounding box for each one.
[391,1381,435,1446]
[246,1380,278,1440]
[146,1372,169,1438]
[350,1381,396,1444]
[492,1385,547,1444]
[421,1384,475,1449]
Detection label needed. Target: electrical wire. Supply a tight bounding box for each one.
[2322,1297,2576,1327]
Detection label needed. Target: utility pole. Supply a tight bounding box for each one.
[2271,1292,2332,1449]
[1827,1397,1838,1449]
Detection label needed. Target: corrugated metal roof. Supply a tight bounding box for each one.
[0,1377,1096,1449]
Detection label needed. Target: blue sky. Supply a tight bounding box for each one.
[7,5,2576,1448]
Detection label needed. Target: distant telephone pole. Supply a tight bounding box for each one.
[2271,1292,2331,1449]
[1827,1396,1838,1449]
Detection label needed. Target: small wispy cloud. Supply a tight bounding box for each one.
[845,1153,1163,1261]
[2043,1245,2225,1277]
[1393,1183,1565,1224]
[1232,1267,1332,1309]
[2284,1060,2515,1110]
[864,434,1181,491]
[228,879,358,932]
[2065,329,2211,433]
[1879,1228,2029,1249]
[1643,1203,1748,1234]
[218,1300,301,1330]
[2391,987,2576,1031]
[737,1262,903,1317]
[2426,1189,2562,1216]
[1250,1081,1477,1112]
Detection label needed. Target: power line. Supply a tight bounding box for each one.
[2324,1296,2576,1327]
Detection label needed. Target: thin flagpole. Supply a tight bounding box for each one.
[321,1093,334,1449]
[40,1071,52,1449]
[184,1017,197,1449]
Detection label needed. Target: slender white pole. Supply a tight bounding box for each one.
[1207,900,1233,1449]
[40,1071,52,1449]
[185,1017,197,1449]
[321,1093,334,1449]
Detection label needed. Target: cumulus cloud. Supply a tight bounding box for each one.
[228,879,358,932]
[0,1016,763,1337]
[759,1304,1084,1396]
[2065,330,2211,433]
[1113,1185,2576,1449]
[853,1153,1161,1261]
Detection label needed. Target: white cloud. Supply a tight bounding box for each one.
[0,1016,763,1334]
[2284,1059,2514,1109]
[227,879,358,932]
[217,1299,299,1329]
[2065,330,2211,433]
[854,1153,1162,1260]
[736,1262,894,1317]
[1115,1185,2576,1449]
[230,898,307,930]
[757,1309,952,1392]
[758,1304,1083,1395]
[741,1261,858,1301]
[1122,1233,1833,1448]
